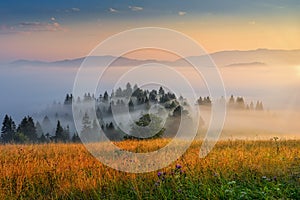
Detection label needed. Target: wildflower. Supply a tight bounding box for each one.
[176,164,182,169]
[157,172,162,177]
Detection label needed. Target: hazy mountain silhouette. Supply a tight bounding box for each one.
[8,49,300,68]
[224,62,267,68]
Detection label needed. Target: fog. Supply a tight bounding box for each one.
[198,107,300,140]
[0,62,299,140]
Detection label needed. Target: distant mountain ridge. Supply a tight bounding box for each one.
[8,48,300,68]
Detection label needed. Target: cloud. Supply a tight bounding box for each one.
[178,11,186,16]
[0,21,66,34]
[109,8,118,13]
[64,8,80,13]
[71,8,80,12]
[129,6,143,11]
[51,17,56,21]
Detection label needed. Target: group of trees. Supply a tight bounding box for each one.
[0,115,80,144]
[197,96,212,106]
[228,95,264,111]
[197,95,264,111]
[3,83,269,144]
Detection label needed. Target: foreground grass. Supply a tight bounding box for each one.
[0,139,299,199]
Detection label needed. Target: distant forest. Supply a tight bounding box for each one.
[1,83,264,144]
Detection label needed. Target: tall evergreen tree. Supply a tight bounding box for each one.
[103,91,109,102]
[128,99,134,112]
[81,113,93,142]
[17,116,37,142]
[159,86,165,96]
[1,115,16,143]
[55,120,65,142]
[125,82,132,96]
[72,132,81,143]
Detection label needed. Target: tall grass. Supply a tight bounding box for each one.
[0,139,299,199]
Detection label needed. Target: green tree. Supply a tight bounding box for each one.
[128,99,134,112]
[39,133,47,143]
[55,120,64,142]
[1,115,16,143]
[125,82,133,96]
[127,114,165,140]
[236,97,245,109]
[14,132,29,144]
[17,116,37,142]
[103,91,109,102]
[159,86,165,96]
[229,95,235,105]
[72,132,81,143]
[81,113,93,142]
[197,96,203,105]
[149,90,157,102]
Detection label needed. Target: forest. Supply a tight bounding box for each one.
[1,83,264,144]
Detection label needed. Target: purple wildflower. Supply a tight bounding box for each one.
[157,172,162,177]
[176,164,182,169]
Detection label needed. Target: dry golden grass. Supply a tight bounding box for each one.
[0,139,299,199]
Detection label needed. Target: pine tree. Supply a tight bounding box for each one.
[64,94,70,105]
[1,115,16,143]
[133,84,138,93]
[55,120,64,142]
[228,95,235,107]
[128,99,134,112]
[236,97,245,109]
[72,132,81,143]
[63,125,70,142]
[103,91,109,102]
[173,105,183,117]
[159,86,165,96]
[125,82,132,96]
[81,113,92,142]
[197,97,203,105]
[149,90,157,102]
[17,116,37,142]
[39,133,47,143]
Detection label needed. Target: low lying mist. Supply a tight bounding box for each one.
[198,107,300,140]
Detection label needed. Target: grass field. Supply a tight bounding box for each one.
[0,139,300,199]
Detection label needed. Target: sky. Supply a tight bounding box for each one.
[0,0,300,122]
[0,0,299,62]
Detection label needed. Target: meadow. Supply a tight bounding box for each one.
[0,138,299,199]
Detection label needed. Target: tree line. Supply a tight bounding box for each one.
[197,95,264,111]
[1,115,80,144]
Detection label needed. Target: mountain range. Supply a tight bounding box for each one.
[7,49,300,68]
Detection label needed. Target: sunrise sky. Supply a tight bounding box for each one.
[0,0,299,62]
